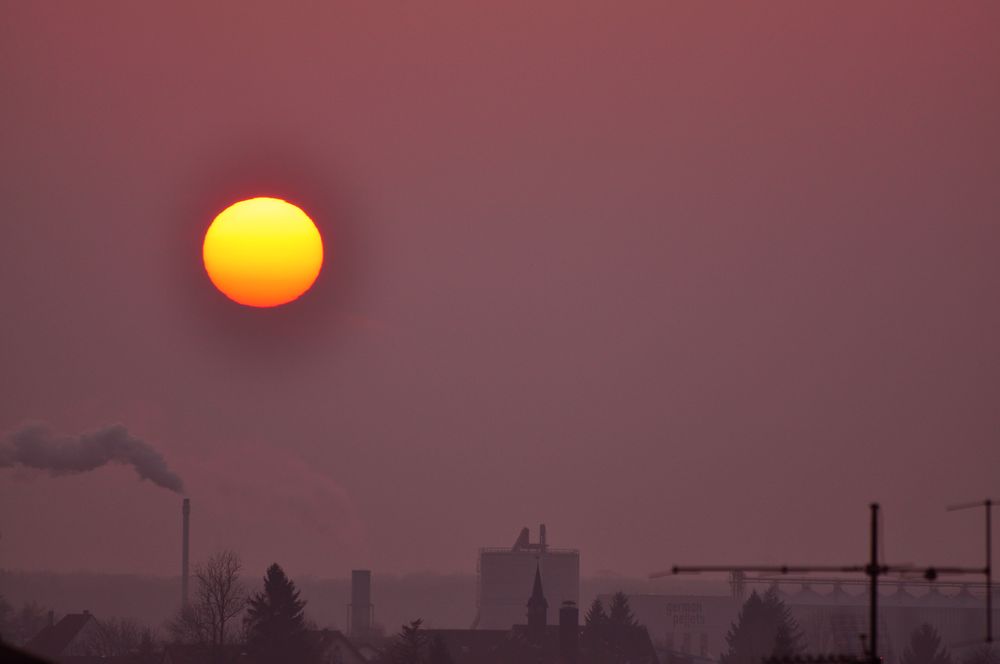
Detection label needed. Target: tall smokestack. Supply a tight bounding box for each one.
[181,498,190,608]
[350,570,373,637]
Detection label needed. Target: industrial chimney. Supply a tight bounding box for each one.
[181,498,190,608]
[349,570,373,637]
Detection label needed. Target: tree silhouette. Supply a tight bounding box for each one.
[585,598,608,627]
[426,633,455,664]
[244,563,314,664]
[608,592,638,628]
[198,550,247,651]
[78,617,157,657]
[901,625,952,664]
[390,619,427,664]
[167,549,247,660]
[720,589,803,664]
[762,588,803,658]
[1,601,50,646]
[0,594,11,643]
[772,623,799,659]
[962,646,999,664]
[582,598,609,664]
[602,592,655,664]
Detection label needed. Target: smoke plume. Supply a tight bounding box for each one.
[0,423,184,493]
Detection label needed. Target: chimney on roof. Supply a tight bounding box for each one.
[181,498,190,608]
[559,601,579,664]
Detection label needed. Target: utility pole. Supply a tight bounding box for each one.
[947,498,993,643]
[868,503,879,663]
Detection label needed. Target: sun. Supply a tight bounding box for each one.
[203,197,324,307]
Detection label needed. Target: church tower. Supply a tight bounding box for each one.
[527,562,548,643]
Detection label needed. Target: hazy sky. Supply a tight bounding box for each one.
[1,2,999,582]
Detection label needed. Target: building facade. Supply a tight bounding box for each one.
[474,525,580,630]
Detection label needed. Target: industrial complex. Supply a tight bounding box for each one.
[472,524,580,630]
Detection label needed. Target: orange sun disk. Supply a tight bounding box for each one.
[203,197,324,307]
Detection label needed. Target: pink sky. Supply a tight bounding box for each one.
[1,1,999,581]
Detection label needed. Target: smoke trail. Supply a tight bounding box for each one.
[0,423,184,493]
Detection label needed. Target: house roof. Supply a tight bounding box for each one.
[423,624,657,664]
[162,643,246,664]
[24,612,95,658]
[309,629,370,662]
[56,657,157,664]
[422,629,522,664]
[357,643,383,658]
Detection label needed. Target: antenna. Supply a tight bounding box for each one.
[869,504,879,663]
[946,498,993,643]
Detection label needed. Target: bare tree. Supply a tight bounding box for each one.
[168,602,213,646]
[963,646,1000,664]
[198,550,247,648]
[0,594,13,643]
[77,617,157,657]
[168,550,247,655]
[2,601,51,646]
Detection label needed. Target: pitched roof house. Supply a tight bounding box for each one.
[23,611,99,660]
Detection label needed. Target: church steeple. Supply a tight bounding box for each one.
[527,562,548,641]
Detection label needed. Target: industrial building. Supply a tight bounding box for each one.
[473,524,580,629]
[348,569,375,638]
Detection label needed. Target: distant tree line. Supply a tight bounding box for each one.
[10,561,999,664]
[0,596,52,647]
[3,550,323,663]
[715,590,997,664]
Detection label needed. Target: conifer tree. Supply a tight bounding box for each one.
[720,589,803,664]
[604,592,655,664]
[763,588,803,658]
[244,563,313,664]
[426,633,455,664]
[772,623,798,659]
[901,624,952,664]
[583,598,609,664]
[391,619,427,664]
[608,592,638,628]
[585,598,608,627]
